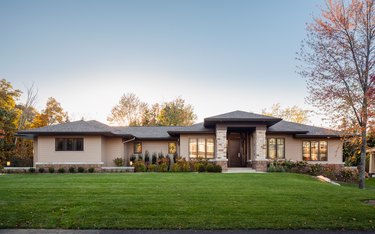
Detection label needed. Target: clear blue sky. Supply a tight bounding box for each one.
[0,0,324,124]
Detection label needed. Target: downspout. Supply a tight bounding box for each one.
[122,137,136,166]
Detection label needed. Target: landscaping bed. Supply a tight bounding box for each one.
[0,173,374,229]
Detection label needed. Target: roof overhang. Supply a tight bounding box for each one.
[203,119,282,128]
[294,134,341,139]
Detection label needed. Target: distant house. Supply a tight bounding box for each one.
[368,148,375,176]
[17,110,343,171]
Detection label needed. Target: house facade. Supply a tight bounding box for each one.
[18,111,344,171]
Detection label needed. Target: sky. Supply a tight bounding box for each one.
[0,0,325,125]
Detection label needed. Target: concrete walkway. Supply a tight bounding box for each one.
[1,230,374,234]
[224,167,260,173]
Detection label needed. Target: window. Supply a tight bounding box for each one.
[302,140,328,161]
[189,138,215,159]
[267,138,285,159]
[134,142,142,154]
[168,142,177,154]
[55,138,84,151]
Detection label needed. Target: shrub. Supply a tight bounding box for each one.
[309,164,324,176]
[38,168,45,173]
[337,167,358,183]
[113,157,124,166]
[206,163,215,172]
[267,161,285,173]
[69,167,75,173]
[130,155,136,162]
[88,167,95,173]
[152,153,157,164]
[173,153,178,163]
[29,167,36,173]
[134,161,146,172]
[58,168,65,173]
[158,163,169,172]
[158,152,164,160]
[172,164,181,172]
[145,151,150,163]
[147,164,157,172]
[213,164,222,173]
[48,167,55,173]
[78,167,85,173]
[138,154,143,161]
[194,163,206,172]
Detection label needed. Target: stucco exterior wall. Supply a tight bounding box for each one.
[103,137,124,166]
[266,134,343,164]
[179,134,216,159]
[36,135,103,164]
[126,140,176,157]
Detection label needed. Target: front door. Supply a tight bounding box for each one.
[228,138,242,167]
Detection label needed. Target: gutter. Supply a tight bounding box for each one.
[122,137,136,144]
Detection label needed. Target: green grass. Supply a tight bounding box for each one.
[0,173,374,230]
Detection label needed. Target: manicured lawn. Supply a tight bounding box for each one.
[0,173,374,230]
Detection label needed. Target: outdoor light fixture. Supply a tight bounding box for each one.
[130,161,133,166]
[6,161,10,166]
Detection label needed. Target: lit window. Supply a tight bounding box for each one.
[189,138,215,159]
[302,140,328,161]
[134,142,142,154]
[168,142,177,154]
[267,138,285,159]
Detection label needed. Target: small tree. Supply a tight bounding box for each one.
[298,0,375,189]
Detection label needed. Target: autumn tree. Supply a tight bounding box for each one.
[298,0,375,188]
[0,79,22,165]
[158,98,197,126]
[262,103,310,124]
[107,93,147,126]
[31,97,69,128]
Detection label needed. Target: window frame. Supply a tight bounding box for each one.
[188,138,215,159]
[55,138,84,151]
[266,138,285,160]
[302,140,328,161]
[134,142,142,154]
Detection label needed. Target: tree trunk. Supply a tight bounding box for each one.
[359,124,367,189]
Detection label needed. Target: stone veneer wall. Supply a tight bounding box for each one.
[215,125,227,160]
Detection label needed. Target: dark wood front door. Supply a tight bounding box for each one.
[228,139,242,167]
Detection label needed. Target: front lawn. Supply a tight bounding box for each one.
[0,173,374,229]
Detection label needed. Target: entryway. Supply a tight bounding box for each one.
[227,130,251,167]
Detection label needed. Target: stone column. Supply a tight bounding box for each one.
[215,125,228,170]
[252,126,268,172]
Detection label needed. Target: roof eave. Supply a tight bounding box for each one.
[294,134,341,139]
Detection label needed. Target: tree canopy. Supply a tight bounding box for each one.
[262,103,310,124]
[107,94,196,126]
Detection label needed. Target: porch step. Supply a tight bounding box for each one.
[224,167,259,173]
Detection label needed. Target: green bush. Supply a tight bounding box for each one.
[138,154,143,161]
[134,161,146,172]
[309,164,324,176]
[147,164,157,172]
[58,168,65,173]
[48,167,55,173]
[172,164,181,172]
[194,163,206,172]
[28,167,36,173]
[38,168,45,173]
[152,152,157,164]
[206,163,215,172]
[158,163,168,172]
[130,155,136,162]
[78,167,85,173]
[69,167,75,173]
[213,164,222,173]
[88,167,95,173]
[113,157,124,166]
[145,151,150,163]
